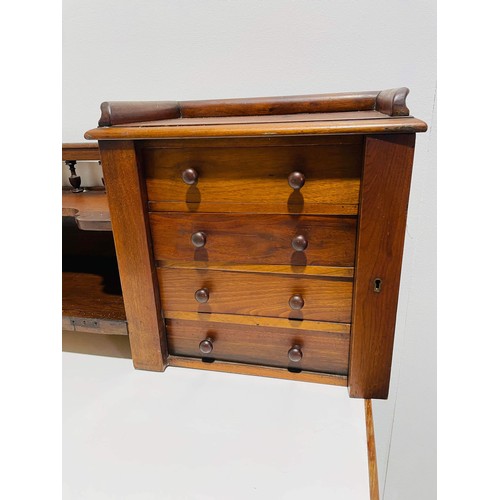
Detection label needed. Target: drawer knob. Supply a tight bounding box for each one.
[288,171,305,190]
[195,288,210,303]
[291,235,308,252]
[199,338,214,354]
[289,294,304,310]
[191,231,207,248]
[288,345,303,362]
[181,168,198,185]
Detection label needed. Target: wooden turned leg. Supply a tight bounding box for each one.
[66,160,84,193]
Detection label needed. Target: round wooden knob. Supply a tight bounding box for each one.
[288,345,303,362]
[191,231,207,248]
[288,171,305,190]
[289,294,304,310]
[291,235,308,252]
[195,288,210,303]
[181,168,198,185]
[199,338,213,354]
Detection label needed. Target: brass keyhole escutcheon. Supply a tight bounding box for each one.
[374,278,382,293]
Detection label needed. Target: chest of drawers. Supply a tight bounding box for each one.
[85,88,426,400]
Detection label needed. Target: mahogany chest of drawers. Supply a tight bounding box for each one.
[85,88,427,399]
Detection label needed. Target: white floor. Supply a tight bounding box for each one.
[63,350,370,499]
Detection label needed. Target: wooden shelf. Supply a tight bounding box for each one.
[62,187,111,231]
[62,256,127,335]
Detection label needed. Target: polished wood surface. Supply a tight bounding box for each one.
[99,140,167,371]
[150,213,357,267]
[143,139,362,207]
[163,311,350,333]
[167,318,350,374]
[349,134,416,399]
[365,400,380,500]
[90,88,418,129]
[156,262,353,278]
[86,116,427,140]
[62,254,127,335]
[62,188,111,231]
[62,142,100,161]
[168,356,348,386]
[148,200,358,216]
[158,268,353,323]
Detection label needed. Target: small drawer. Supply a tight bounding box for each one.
[140,137,362,212]
[157,268,353,323]
[150,212,357,267]
[166,317,350,375]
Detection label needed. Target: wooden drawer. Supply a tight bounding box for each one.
[157,268,353,322]
[150,212,357,267]
[140,137,362,212]
[167,317,350,375]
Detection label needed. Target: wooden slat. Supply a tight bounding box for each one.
[62,142,100,161]
[167,318,349,374]
[143,142,362,206]
[85,117,427,140]
[164,311,351,334]
[150,212,357,267]
[156,261,354,278]
[365,400,380,500]
[168,356,348,386]
[148,201,358,215]
[348,134,416,399]
[99,140,167,371]
[62,316,128,336]
[158,268,353,323]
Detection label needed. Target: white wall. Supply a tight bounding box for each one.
[63,1,436,498]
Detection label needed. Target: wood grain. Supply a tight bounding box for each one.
[148,200,358,216]
[62,264,125,322]
[143,142,362,207]
[62,142,100,161]
[92,88,415,127]
[168,356,348,386]
[62,189,111,231]
[157,268,353,323]
[99,140,167,371]
[164,311,351,333]
[150,212,357,267]
[166,318,350,375]
[365,400,380,500]
[62,316,128,336]
[348,134,416,399]
[85,116,427,140]
[156,261,354,278]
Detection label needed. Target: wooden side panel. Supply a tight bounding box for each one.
[150,212,357,267]
[349,134,416,399]
[158,268,353,323]
[99,140,167,371]
[167,318,350,375]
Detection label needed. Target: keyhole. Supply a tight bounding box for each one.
[374,278,382,293]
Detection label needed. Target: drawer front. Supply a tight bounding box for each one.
[141,140,362,209]
[150,212,357,267]
[167,318,350,375]
[158,268,353,323]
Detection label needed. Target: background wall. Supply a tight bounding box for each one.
[63,1,436,498]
